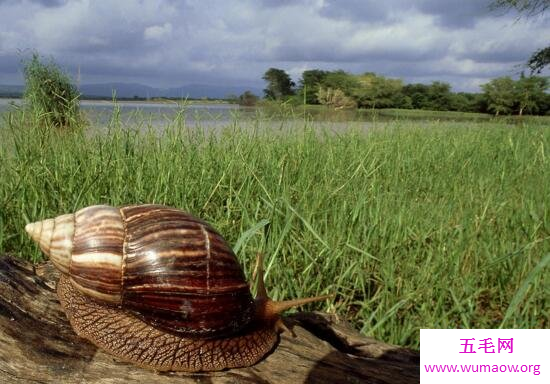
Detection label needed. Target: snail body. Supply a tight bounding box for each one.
[25,204,328,372]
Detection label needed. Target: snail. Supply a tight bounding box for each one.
[25,204,330,372]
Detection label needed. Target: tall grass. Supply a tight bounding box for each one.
[0,110,548,348]
[22,53,82,129]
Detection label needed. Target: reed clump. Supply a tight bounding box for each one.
[22,53,83,130]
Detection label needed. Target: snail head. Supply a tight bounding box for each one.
[252,253,332,334]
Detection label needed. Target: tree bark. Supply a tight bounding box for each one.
[0,256,419,383]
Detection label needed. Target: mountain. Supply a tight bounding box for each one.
[79,83,262,99]
[78,83,158,99]
[0,83,263,99]
[0,84,24,97]
[164,84,263,99]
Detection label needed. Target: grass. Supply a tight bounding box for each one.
[0,108,548,349]
[370,108,550,125]
[22,54,82,129]
[261,102,550,125]
[369,108,492,120]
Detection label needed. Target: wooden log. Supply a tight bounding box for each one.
[0,256,419,383]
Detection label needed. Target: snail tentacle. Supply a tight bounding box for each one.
[252,253,332,333]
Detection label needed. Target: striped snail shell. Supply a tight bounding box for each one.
[25,204,329,372]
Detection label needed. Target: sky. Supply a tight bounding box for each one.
[0,0,548,92]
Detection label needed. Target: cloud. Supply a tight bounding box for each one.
[0,0,66,6]
[144,22,173,41]
[415,0,492,28]
[0,0,548,92]
[319,0,413,24]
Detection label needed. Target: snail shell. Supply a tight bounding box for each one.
[25,204,329,372]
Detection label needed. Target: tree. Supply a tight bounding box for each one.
[425,81,453,111]
[538,92,550,114]
[297,69,329,104]
[262,68,295,100]
[402,84,430,109]
[527,46,550,73]
[490,0,550,73]
[450,92,484,112]
[391,94,414,109]
[320,70,360,97]
[401,82,454,111]
[481,76,517,115]
[482,75,549,115]
[490,0,549,16]
[515,74,548,115]
[353,72,404,109]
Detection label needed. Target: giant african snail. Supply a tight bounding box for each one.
[25,204,330,372]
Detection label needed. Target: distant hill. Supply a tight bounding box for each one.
[0,83,262,99]
[79,83,157,99]
[0,85,24,97]
[165,84,263,99]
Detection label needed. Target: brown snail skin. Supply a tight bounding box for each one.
[25,204,329,372]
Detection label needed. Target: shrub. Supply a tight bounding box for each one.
[317,87,356,109]
[238,91,259,106]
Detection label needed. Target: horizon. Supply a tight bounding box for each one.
[0,0,548,94]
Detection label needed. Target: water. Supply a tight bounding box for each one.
[0,98,373,133]
[0,98,21,112]
[82,100,251,128]
[0,98,245,125]
[0,97,502,130]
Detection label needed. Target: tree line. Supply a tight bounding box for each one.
[249,67,549,116]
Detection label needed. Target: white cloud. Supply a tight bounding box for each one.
[0,0,547,91]
[144,22,172,41]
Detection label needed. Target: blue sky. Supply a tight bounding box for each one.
[0,0,548,92]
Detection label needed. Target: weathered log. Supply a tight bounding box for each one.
[0,256,419,383]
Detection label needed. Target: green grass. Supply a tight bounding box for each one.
[261,102,550,124]
[1,110,548,349]
[370,108,550,124]
[22,54,82,129]
[371,108,492,120]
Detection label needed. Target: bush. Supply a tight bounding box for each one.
[317,87,356,109]
[238,91,259,106]
[23,53,82,129]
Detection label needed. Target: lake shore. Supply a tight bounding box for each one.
[2,97,549,126]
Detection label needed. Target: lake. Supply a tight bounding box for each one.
[0,98,513,130]
[0,98,374,132]
[1,98,244,125]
